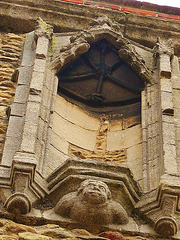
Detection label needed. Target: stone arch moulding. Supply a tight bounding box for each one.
[0,15,179,237]
[50,15,153,84]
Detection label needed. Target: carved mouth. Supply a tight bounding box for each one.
[86,191,102,196]
[84,191,106,204]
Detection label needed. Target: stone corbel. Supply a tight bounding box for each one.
[137,182,180,236]
[4,152,46,214]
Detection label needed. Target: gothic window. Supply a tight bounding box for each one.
[57,39,144,107]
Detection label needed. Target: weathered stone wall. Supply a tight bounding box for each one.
[0,32,25,160]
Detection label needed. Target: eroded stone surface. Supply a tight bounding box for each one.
[54,179,128,225]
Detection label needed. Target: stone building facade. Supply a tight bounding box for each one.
[0,0,180,239]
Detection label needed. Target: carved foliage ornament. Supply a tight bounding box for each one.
[35,17,54,40]
[154,38,174,57]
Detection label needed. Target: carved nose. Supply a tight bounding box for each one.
[91,185,99,191]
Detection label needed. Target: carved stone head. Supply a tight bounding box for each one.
[54,179,129,225]
[77,179,111,205]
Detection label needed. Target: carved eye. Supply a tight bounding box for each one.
[99,186,106,192]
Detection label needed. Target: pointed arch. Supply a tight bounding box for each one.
[50,16,153,84]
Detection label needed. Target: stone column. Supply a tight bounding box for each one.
[155,39,178,177]
[19,18,53,156]
[3,18,53,214]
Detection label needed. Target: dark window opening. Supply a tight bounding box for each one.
[57,39,144,108]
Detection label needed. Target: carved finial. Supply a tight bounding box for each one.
[153,38,174,78]
[90,15,121,32]
[54,179,129,225]
[154,38,174,57]
[35,17,53,40]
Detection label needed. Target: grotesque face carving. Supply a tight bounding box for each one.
[77,179,111,205]
[54,179,129,226]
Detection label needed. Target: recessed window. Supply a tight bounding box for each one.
[57,39,144,107]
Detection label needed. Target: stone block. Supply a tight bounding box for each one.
[28,94,42,103]
[33,58,46,73]
[42,86,51,108]
[44,68,54,91]
[36,36,49,59]
[150,135,160,160]
[107,124,142,151]
[151,84,158,102]
[160,77,172,93]
[21,32,35,67]
[11,102,26,117]
[50,130,69,155]
[52,111,97,151]
[6,115,23,137]
[159,55,171,78]
[25,102,40,124]
[30,71,45,92]
[162,122,175,145]
[37,118,45,142]
[47,144,69,174]
[127,143,143,182]
[148,158,161,189]
[40,105,48,122]
[172,74,180,90]
[173,89,180,109]
[1,136,21,166]
[0,166,11,178]
[163,143,177,175]
[150,122,160,138]
[42,122,48,142]
[142,128,147,142]
[162,114,174,124]
[14,85,29,104]
[147,107,152,125]
[176,128,180,141]
[161,91,173,111]
[141,108,147,130]
[17,66,33,85]
[35,139,45,171]
[20,122,37,153]
[54,95,100,131]
[172,56,180,74]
